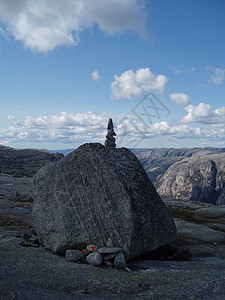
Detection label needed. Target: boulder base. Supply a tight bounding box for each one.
[32,143,176,259]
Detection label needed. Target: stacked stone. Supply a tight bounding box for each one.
[105,118,116,148]
[65,245,127,269]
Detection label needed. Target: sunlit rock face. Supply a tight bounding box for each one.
[157,154,225,205]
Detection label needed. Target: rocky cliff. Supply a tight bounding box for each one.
[156,154,225,205]
[0,145,63,177]
[132,147,225,205]
[32,143,177,259]
[133,147,225,183]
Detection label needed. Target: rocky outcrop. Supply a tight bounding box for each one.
[0,145,63,177]
[157,154,225,205]
[32,143,176,259]
[164,197,225,258]
[133,147,225,184]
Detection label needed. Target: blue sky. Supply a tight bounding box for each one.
[0,0,225,149]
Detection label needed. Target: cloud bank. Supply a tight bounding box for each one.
[111,67,168,100]
[1,105,225,148]
[0,0,148,53]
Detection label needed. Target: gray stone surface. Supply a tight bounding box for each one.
[114,251,127,269]
[175,218,225,244]
[1,227,225,300]
[86,252,103,266]
[32,142,177,259]
[175,218,225,258]
[66,250,84,262]
[0,144,63,177]
[157,154,225,205]
[0,173,33,202]
[133,147,225,185]
[195,205,225,217]
[97,247,123,254]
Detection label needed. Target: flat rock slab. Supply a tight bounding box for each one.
[97,247,123,254]
[175,218,225,244]
[1,226,225,300]
[195,206,225,218]
[0,174,33,201]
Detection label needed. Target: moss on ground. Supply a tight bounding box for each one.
[168,207,211,224]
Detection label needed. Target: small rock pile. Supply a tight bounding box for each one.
[66,244,127,269]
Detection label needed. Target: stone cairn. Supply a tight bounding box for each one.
[65,241,129,270]
[105,118,116,148]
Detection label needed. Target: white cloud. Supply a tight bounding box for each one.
[111,67,168,100]
[2,112,109,146]
[91,70,101,81]
[182,103,225,125]
[0,0,148,53]
[3,111,132,146]
[170,93,191,106]
[207,67,225,85]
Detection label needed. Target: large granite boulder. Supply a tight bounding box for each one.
[157,154,225,205]
[32,143,176,259]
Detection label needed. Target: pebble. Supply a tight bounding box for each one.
[86,245,97,252]
[106,237,114,248]
[114,252,127,269]
[97,247,123,254]
[86,252,103,266]
[66,250,84,262]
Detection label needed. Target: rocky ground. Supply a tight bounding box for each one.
[0,144,63,177]
[1,226,225,299]
[1,172,225,299]
[0,173,33,229]
[163,197,225,259]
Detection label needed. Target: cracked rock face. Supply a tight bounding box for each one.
[32,143,176,259]
[157,154,225,205]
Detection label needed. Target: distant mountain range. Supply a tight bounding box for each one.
[132,147,225,205]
